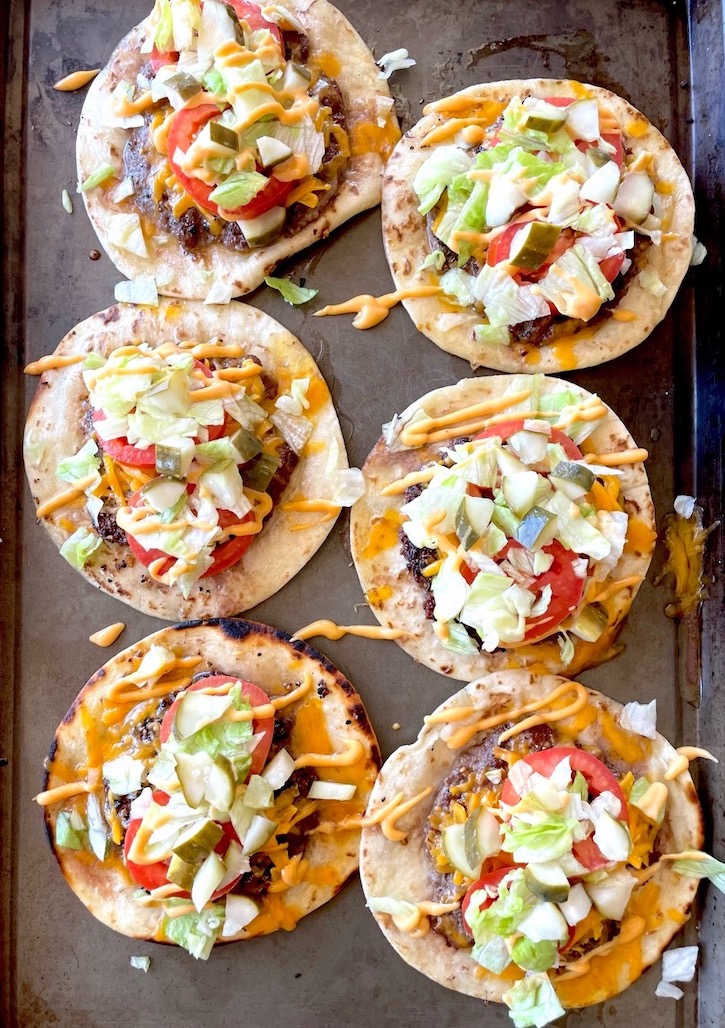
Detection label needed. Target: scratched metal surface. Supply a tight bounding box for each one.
[1,0,724,1025]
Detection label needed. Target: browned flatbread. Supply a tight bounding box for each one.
[360,670,703,1008]
[24,299,349,620]
[43,618,381,943]
[351,374,655,680]
[382,79,694,373]
[77,0,399,299]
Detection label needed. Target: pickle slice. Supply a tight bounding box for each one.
[204,756,236,813]
[549,460,596,499]
[520,107,567,134]
[209,120,239,152]
[172,819,224,863]
[515,506,557,550]
[568,602,608,642]
[510,222,562,271]
[230,427,263,464]
[525,862,571,904]
[175,751,213,809]
[167,853,199,891]
[244,452,281,492]
[164,72,203,103]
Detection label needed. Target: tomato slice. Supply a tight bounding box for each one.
[227,0,284,46]
[461,866,517,934]
[167,106,294,218]
[93,411,156,468]
[501,538,586,642]
[475,418,584,462]
[149,46,179,73]
[159,674,275,777]
[500,745,628,870]
[126,492,256,579]
[599,252,625,282]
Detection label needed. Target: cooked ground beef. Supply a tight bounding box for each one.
[510,313,558,346]
[265,444,299,507]
[132,694,176,747]
[96,511,127,546]
[284,30,310,65]
[426,726,555,948]
[112,791,139,831]
[233,852,274,900]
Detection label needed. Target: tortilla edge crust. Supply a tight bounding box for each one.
[43,618,382,944]
[381,78,695,373]
[358,669,704,1007]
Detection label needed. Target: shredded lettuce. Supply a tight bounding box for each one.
[114,276,159,306]
[503,973,566,1028]
[264,276,318,305]
[60,527,102,569]
[79,163,118,193]
[56,439,101,484]
[129,955,151,973]
[161,902,225,960]
[209,170,268,209]
[473,264,551,328]
[439,268,477,308]
[501,811,581,863]
[466,869,533,944]
[671,852,725,893]
[55,810,85,850]
[413,145,473,215]
[175,684,254,778]
[419,249,445,272]
[103,755,146,795]
[510,936,559,973]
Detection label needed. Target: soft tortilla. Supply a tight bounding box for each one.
[24,299,348,620]
[43,618,381,943]
[382,79,694,373]
[359,669,703,1007]
[350,374,655,680]
[77,0,398,299]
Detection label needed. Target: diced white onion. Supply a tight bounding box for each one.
[674,494,696,519]
[308,781,357,801]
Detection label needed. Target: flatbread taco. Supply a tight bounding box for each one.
[351,374,656,680]
[360,670,719,1024]
[382,79,694,373]
[36,619,381,957]
[77,0,400,300]
[24,299,362,620]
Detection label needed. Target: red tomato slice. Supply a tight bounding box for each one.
[167,106,294,218]
[475,418,584,462]
[599,252,625,282]
[93,411,156,468]
[501,538,586,642]
[126,492,255,579]
[601,132,624,168]
[149,46,179,73]
[461,866,517,934]
[543,96,574,108]
[159,674,275,777]
[227,0,284,46]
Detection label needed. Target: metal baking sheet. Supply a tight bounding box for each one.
[2,0,724,1024]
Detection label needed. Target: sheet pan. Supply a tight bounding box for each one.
[2,0,723,1024]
